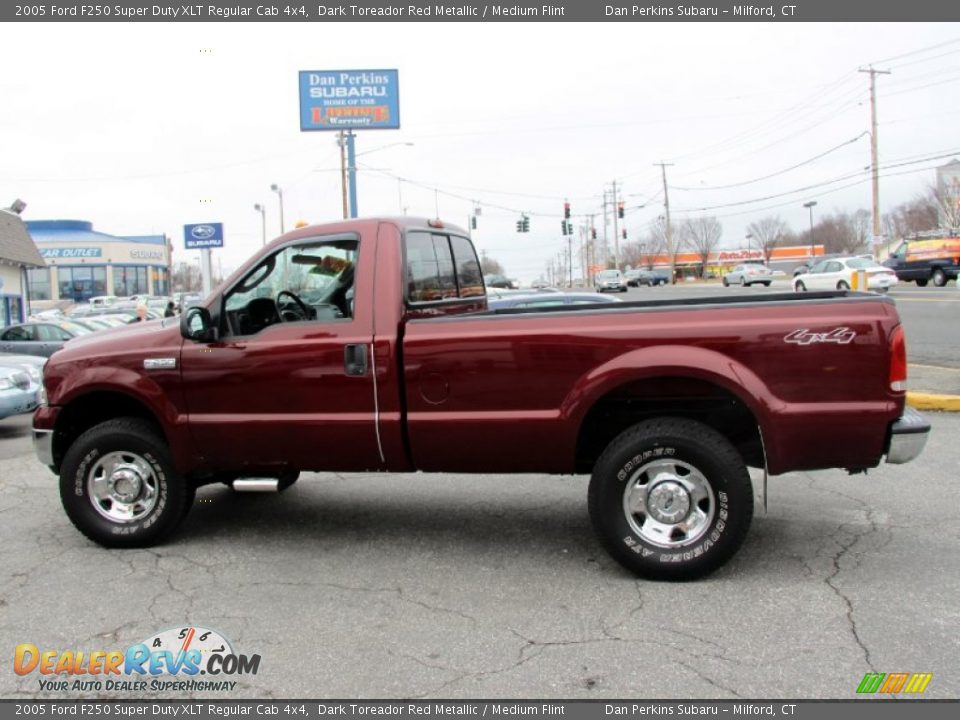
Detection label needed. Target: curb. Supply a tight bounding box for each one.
[906,392,960,412]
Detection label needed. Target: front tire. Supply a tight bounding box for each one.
[59,418,191,548]
[588,418,754,581]
[795,280,806,292]
[916,279,929,287]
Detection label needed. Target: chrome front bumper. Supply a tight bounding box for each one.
[886,407,930,464]
[33,429,54,467]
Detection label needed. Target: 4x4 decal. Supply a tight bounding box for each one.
[784,327,856,345]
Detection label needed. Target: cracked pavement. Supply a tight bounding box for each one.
[1,412,958,699]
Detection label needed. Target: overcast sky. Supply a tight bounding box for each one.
[2,22,959,283]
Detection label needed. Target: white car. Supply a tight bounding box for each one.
[792,256,898,292]
[594,269,628,293]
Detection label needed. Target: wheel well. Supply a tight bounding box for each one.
[575,376,764,474]
[52,391,164,472]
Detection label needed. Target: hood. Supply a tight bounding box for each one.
[51,317,183,363]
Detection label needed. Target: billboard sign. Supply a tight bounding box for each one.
[299,69,400,131]
[184,223,224,249]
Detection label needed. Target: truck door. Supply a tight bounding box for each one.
[179,231,383,472]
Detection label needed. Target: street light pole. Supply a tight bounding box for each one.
[270,184,285,234]
[253,203,266,246]
[803,200,818,261]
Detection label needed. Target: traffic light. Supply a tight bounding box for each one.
[622,229,627,240]
[516,219,523,233]
[591,228,597,240]
[522,215,530,233]
[471,215,477,230]
[564,202,571,220]
[561,220,567,236]
[617,201,625,219]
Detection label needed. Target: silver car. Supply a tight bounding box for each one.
[722,263,773,287]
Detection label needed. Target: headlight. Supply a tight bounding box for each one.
[27,366,41,382]
[0,377,12,391]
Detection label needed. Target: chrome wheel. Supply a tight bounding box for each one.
[87,451,159,523]
[622,459,715,549]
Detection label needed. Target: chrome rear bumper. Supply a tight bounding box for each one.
[886,407,930,464]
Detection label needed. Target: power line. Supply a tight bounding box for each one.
[672,133,868,192]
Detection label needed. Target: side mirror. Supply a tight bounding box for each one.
[180,305,218,343]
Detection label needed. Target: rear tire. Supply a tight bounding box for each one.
[722,278,729,287]
[932,268,947,287]
[59,418,190,548]
[837,281,850,290]
[588,418,754,581]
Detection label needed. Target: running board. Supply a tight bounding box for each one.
[231,478,280,492]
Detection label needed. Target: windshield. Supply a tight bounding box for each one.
[599,271,621,280]
[847,257,879,269]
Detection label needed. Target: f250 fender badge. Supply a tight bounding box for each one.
[143,358,177,370]
[784,327,856,345]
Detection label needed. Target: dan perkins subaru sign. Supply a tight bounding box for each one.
[184,223,224,249]
[299,69,400,131]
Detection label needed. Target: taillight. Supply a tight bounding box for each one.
[889,325,907,392]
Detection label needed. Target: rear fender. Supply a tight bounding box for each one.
[560,345,778,466]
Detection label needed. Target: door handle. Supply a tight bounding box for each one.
[344,344,368,376]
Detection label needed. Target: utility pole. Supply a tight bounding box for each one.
[338,131,348,220]
[859,66,891,240]
[655,162,675,283]
[611,180,620,272]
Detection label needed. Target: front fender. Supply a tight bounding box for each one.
[49,366,196,475]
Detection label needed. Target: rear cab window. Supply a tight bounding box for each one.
[405,231,484,304]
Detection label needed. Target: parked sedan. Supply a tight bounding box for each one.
[488,292,623,310]
[793,256,898,292]
[626,269,670,287]
[595,269,628,293]
[722,263,773,287]
[0,321,94,357]
[0,362,40,420]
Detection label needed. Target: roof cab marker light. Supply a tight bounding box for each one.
[889,325,907,392]
[427,219,445,228]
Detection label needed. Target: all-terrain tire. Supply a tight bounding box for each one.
[588,418,754,581]
[59,418,191,548]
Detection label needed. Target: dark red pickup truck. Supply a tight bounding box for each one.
[33,217,930,580]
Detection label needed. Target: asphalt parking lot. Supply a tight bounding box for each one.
[1,409,958,700]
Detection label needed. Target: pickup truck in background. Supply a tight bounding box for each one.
[33,217,930,580]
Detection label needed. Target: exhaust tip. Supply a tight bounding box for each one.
[232,478,280,493]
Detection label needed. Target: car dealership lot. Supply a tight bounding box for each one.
[1,410,958,700]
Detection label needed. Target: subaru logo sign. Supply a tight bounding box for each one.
[184,222,224,249]
[191,225,216,240]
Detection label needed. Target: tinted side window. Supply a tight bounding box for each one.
[36,325,65,342]
[2,326,33,341]
[406,233,458,303]
[449,235,484,298]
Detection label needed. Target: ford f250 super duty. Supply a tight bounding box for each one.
[33,217,931,580]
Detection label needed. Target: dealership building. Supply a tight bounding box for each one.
[24,220,172,305]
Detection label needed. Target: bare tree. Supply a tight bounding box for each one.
[680,216,723,278]
[882,194,939,240]
[808,210,871,254]
[480,254,505,277]
[930,183,960,229]
[746,216,789,264]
